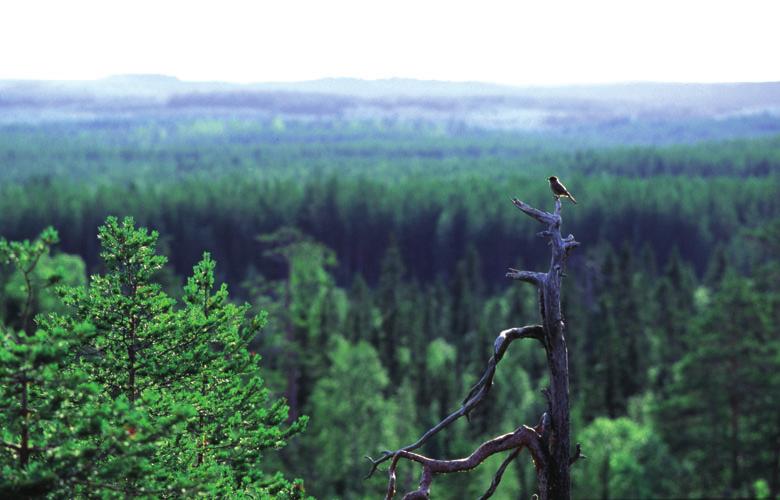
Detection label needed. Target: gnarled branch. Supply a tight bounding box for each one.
[464,325,544,407]
[493,326,545,359]
[366,325,544,477]
[386,420,547,500]
[478,447,522,500]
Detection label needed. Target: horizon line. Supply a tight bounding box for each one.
[2,74,780,88]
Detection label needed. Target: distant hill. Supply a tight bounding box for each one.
[1,76,780,144]
[3,74,779,105]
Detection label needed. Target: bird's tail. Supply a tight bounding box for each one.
[568,194,577,204]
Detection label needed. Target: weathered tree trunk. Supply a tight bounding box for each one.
[368,197,580,500]
[508,197,579,498]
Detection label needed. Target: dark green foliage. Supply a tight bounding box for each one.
[2,122,779,290]
[655,272,780,497]
[1,119,779,498]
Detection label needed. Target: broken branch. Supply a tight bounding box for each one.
[511,198,559,226]
[506,268,545,286]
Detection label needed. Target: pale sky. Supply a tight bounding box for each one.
[0,0,778,85]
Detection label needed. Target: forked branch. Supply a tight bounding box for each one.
[385,418,548,500]
[478,447,521,500]
[366,325,544,477]
[463,325,544,406]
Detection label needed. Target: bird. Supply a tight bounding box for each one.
[548,176,577,204]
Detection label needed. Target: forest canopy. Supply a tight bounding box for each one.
[1,117,779,498]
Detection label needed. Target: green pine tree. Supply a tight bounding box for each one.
[1,228,176,498]
[50,217,307,497]
[169,252,308,494]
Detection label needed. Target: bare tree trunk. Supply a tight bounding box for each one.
[368,198,580,500]
[546,236,572,498]
[508,198,578,499]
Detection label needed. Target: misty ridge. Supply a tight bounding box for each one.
[2,74,780,144]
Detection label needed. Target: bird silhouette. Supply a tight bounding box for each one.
[548,176,577,204]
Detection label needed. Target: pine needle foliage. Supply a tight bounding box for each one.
[1,218,307,498]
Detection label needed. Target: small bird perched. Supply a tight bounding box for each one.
[548,176,577,204]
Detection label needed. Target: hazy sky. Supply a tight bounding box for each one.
[1,0,777,85]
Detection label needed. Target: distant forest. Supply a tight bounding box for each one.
[1,117,779,498]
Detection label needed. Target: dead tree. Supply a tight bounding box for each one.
[366,197,582,499]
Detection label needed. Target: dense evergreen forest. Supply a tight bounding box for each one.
[1,117,779,498]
